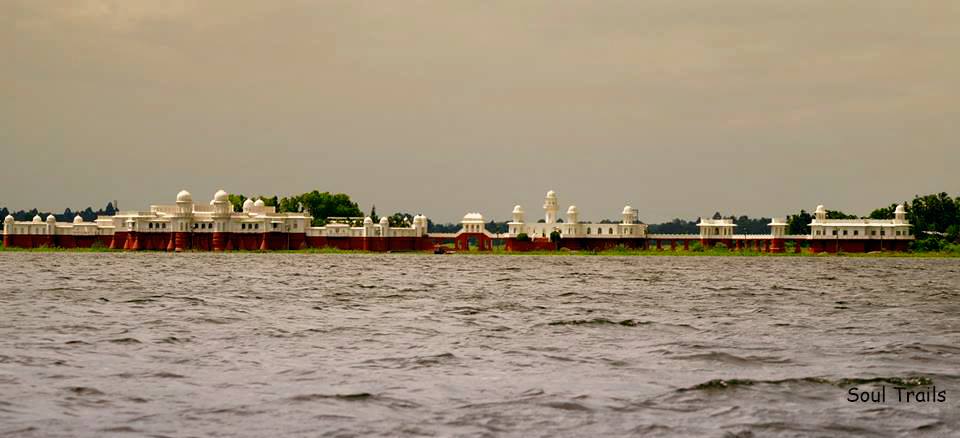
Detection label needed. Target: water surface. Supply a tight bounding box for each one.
[1,253,958,436]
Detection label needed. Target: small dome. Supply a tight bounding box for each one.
[46,214,56,223]
[546,190,557,198]
[567,205,578,214]
[242,199,255,211]
[176,190,193,203]
[4,215,14,224]
[512,205,524,214]
[379,217,389,226]
[622,205,635,215]
[463,212,484,221]
[815,205,826,213]
[73,215,83,224]
[895,204,906,213]
[213,189,229,203]
[363,217,374,225]
[253,199,265,207]
[32,215,42,223]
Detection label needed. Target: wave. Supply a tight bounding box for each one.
[680,376,935,392]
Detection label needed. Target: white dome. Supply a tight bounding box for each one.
[33,215,42,223]
[567,205,578,214]
[4,215,14,224]
[213,189,229,203]
[546,190,557,198]
[242,199,255,211]
[379,217,389,226]
[895,204,906,213]
[176,190,193,203]
[363,217,374,225]
[815,204,826,213]
[512,205,524,214]
[46,214,56,223]
[73,215,83,224]
[622,205,635,215]
[463,212,484,221]
[253,199,265,207]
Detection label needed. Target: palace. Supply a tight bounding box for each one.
[3,189,913,253]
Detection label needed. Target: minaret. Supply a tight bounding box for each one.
[814,204,826,222]
[543,190,558,224]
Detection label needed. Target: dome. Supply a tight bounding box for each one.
[379,217,389,226]
[567,205,578,214]
[895,204,906,214]
[622,205,635,215]
[4,215,13,224]
[73,215,83,224]
[546,190,557,198]
[512,205,524,214]
[463,212,484,221]
[242,199,255,211]
[213,189,229,203]
[32,215,42,223]
[176,190,193,203]
[815,204,826,214]
[46,214,56,223]
[363,217,374,225]
[253,199,265,207]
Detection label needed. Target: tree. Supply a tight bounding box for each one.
[787,210,813,235]
[712,212,722,220]
[369,205,379,222]
[228,194,247,212]
[388,212,413,227]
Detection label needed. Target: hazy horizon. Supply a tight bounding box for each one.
[4,1,958,223]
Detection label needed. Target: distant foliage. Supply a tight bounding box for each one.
[648,218,699,234]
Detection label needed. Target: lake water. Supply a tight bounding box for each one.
[1,253,958,437]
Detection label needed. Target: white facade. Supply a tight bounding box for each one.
[809,204,912,240]
[507,191,648,239]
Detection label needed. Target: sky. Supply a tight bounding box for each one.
[3,0,958,223]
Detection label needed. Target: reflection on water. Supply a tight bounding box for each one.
[0,253,958,437]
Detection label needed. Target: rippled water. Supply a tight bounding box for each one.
[1,253,958,437]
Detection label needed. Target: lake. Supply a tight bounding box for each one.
[1,253,958,437]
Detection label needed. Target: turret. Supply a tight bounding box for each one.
[814,204,826,222]
[621,205,637,224]
[543,190,558,224]
[242,198,254,213]
[176,190,193,215]
[894,203,907,223]
[566,205,579,225]
[768,218,787,237]
[512,205,525,224]
[379,216,390,237]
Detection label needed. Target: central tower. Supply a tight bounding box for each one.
[543,190,558,224]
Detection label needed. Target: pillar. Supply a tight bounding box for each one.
[670,240,676,251]
[260,234,269,251]
[655,239,662,250]
[130,232,141,251]
[794,239,802,253]
[212,232,225,251]
[770,238,784,253]
[2,234,9,249]
[735,240,741,251]
[175,232,188,251]
[683,240,689,251]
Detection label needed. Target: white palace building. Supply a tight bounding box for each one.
[3,189,913,253]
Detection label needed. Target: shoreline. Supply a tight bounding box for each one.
[2,246,958,258]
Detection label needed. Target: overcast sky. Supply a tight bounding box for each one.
[3,1,958,222]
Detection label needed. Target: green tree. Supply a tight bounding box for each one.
[369,205,379,222]
[388,212,413,227]
[787,210,813,235]
[228,194,247,212]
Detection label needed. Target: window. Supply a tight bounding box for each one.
[273,223,278,229]
[293,223,297,229]
[880,230,885,236]
[871,230,876,236]
[254,224,259,230]
[586,227,590,234]
[609,228,614,235]
[842,230,847,236]
[853,230,858,236]
[148,223,153,229]
[832,230,838,236]
[714,227,719,234]
[896,231,901,236]
[597,228,602,235]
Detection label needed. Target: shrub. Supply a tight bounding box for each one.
[515,233,531,242]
